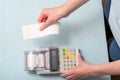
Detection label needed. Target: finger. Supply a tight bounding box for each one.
[69,77,77,80]
[40,18,53,31]
[38,13,47,23]
[65,75,75,80]
[78,53,83,63]
[60,70,73,77]
[43,18,47,22]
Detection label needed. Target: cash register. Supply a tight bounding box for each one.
[25,47,79,74]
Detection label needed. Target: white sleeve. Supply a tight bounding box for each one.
[109,0,120,47]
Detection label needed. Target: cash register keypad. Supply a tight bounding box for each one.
[60,48,79,72]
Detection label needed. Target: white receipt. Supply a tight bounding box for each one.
[22,22,60,40]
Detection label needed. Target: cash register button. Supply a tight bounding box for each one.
[63,56,66,59]
[64,64,66,66]
[63,53,66,56]
[74,56,76,59]
[67,56,69,59]
[67,60,69,62]
[66,48,69,52]
[63,49,65,52]
[66,53,69,56]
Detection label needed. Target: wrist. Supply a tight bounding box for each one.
[91,64,106,77]
[59,5,71,18]
[61,0,89,18]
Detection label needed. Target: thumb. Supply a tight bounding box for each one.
[78,53,84,63]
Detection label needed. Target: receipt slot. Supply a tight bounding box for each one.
[25,47,79,74]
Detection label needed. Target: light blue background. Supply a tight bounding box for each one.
[0,0,111,80]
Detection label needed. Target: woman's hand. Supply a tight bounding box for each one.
[38,0,88,31]
[38,6,68,31]
[60,53,94,80]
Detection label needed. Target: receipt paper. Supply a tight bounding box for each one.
[22,22,60,40]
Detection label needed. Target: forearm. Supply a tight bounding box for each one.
[61,0,89,17]
[93,60,120,76]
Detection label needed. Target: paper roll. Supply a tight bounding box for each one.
[37,54,44,68]
[27,52,36,69]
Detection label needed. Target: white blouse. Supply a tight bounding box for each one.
[109,0,120,47]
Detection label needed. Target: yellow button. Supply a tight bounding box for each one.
[73,56,76,59]
[66,48,69,52]
[69,53,72,60]
[66,52,69,56]
[70,56,73,60]
[69,52,73,56]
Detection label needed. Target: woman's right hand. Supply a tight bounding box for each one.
[38,6,69,31]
